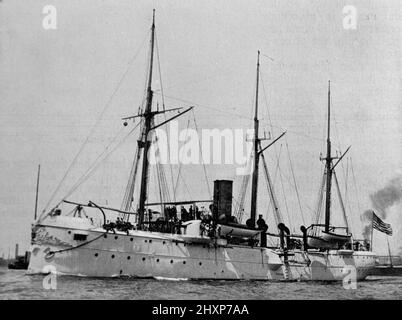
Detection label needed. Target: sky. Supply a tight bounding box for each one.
[0,0,400,257]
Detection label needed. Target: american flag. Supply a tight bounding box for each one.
[372,211,393,236]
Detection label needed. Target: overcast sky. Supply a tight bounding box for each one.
[0,0,400,257]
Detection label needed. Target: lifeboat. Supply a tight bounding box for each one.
[217,223,261,238]
[321,230,351,244]
[307,230,351,249]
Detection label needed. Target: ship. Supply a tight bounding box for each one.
[27,11,285,280]
[27,11,376,281]
[7,244,30,270]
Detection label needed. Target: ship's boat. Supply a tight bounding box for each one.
[217,223,261,238]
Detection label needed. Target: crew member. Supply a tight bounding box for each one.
[256,214,268,247]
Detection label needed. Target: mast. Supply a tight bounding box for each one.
[250,51,260,227]
[324,80,332,232]
[138,10,156,226]
[34,164,41,220]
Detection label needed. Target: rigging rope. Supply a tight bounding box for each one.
[276,145,292,230]
[310,167,326,236]
[334,170,352,233]
[65,126,126,198]
[155,33,176,202]
[260,151,283,229]
[191,109,212,199]
[286,142,306,226]
[47,122,141,219]
[173,118,192,200]
[43,32,150,213]
[350,157,362,215]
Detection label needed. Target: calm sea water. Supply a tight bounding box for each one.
[0,267,401,300]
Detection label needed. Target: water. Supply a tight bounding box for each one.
[0,267,401,300]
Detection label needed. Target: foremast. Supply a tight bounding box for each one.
[138,10,156,226]
[122,10,193,228]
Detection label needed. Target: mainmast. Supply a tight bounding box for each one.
[324,80,332,232]
[138,10,156,226]
[250,51,260,227]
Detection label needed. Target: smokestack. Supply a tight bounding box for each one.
[15,243,19,259]
[213,180,233,220]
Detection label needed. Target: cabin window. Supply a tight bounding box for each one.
[73,234,87,241]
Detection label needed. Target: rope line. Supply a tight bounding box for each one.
[43,32,150,213]
[48,231,108,256]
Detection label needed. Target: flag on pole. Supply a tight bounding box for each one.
[372,211,393,236]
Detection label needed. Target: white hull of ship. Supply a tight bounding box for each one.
[284,250,376,281]
[27,216,376,281]
[27,216,284,280]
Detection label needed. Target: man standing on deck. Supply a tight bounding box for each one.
[257,215,268,247]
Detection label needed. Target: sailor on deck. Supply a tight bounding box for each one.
[257,215,268,247]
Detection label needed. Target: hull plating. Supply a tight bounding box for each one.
[28,218,376,281]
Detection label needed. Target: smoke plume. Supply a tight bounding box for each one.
[362,175,402,240]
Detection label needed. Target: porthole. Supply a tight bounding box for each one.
[145,240,148,243]
[114,236,118,240]
[127,256,131,260]
[104,235,107,239]
[183,261,186,265]
[199,262,202,266]
[156,259,160,262]
[94,253,98,257]
[170,260,173,264]
[142,257,146,261]
[162,241,166,245]
[68,231,71,234]
[130,238,133,242]
[149,239,152,243]
[111,255,115,259]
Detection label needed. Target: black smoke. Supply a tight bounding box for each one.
[362,175,402,240]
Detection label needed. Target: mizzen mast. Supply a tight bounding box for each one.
[324,80,333,232]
